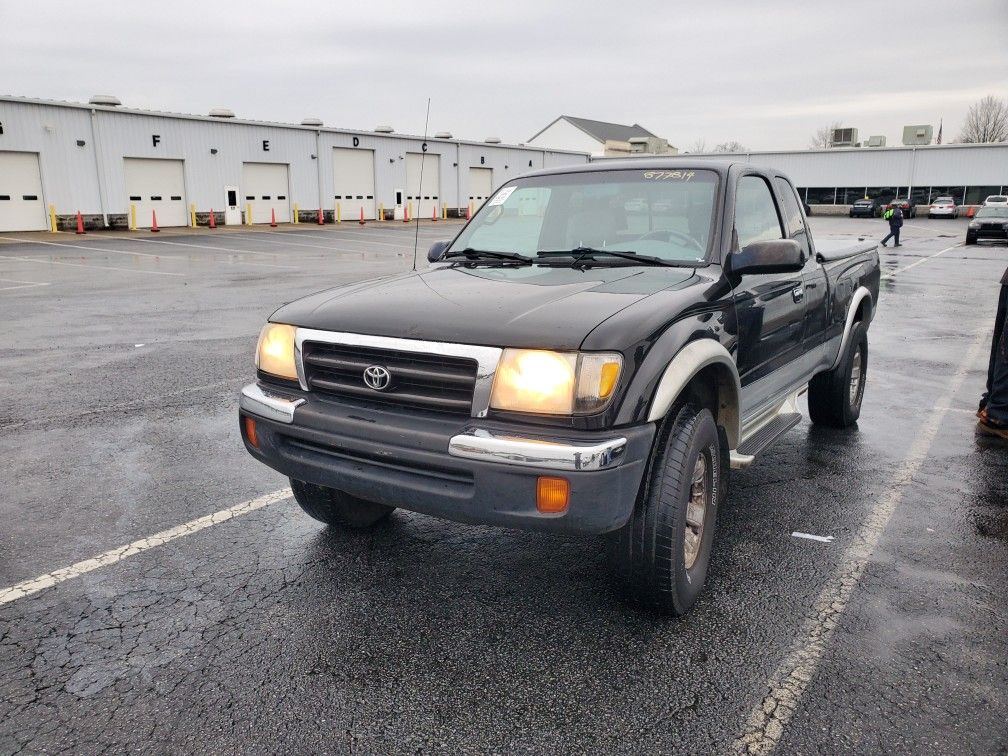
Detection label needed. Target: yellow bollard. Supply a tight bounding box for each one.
[293,203,299,224]
[190,204,197,228]
[378,203,384,222]
[408,201,414,221]
[336,202,341,224]
[49,204,59,233]
[442,203,447,220]
[129,204,137,231]
[246,203,253,225]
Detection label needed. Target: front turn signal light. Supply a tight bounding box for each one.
[255,323,298,381]
[537,477,570,513]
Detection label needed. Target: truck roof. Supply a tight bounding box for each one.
[519,158,753,180]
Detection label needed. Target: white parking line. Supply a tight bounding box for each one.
[732,325,990,755]
[0,488,291,606]
[0,254,185,277]
[0,277,50,291]
[881,243,960,280]
[228,232,402,254]
[0,235,167,260]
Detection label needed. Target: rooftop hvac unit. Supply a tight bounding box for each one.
[830,127,858,147]
[434,131,453,139]
[866,135,886,147]
[484,137,502,144]
[208,108,235,118]
[301,117,323,127]
[89,94,121,106]
[374,125,394,133]
[902,124,933,146]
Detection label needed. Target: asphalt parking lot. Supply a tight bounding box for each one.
[1,216,1006,755]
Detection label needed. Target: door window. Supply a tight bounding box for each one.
[774,177,811,259]
[735,176,783,249]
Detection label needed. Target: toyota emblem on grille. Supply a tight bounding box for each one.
[363,365,392,391]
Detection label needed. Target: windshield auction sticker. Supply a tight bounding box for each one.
[642,170,695,181]
[487,186,517,206]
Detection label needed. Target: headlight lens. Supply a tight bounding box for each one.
[490,349,622,415]
[969,221,979,228]
[255,323,298,381]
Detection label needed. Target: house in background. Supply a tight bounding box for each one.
[526,115,677,157]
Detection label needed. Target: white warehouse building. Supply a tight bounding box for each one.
[684,143,1008,210]
[0,95,589,232]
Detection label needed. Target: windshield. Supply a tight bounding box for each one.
[934,197,954,203]
[987,196,1007,202]
[447,168,719,264]
[977,207,1008,218]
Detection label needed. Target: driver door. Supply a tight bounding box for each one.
[731,175,807,401]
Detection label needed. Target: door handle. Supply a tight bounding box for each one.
[792,285,804,303]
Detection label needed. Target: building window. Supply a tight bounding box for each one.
[928,186,966,204]
[866,187,898,202]
[840,187,868,204]
[909,187,929,205]
[965,185,1002,205]
[805,187,836,205]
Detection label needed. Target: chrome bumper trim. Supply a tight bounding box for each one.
[240,383,305,424]
[448,429,627,471]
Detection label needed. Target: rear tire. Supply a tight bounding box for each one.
[809,321,868,427]
[609,404,727,615]
[290,478,394,528]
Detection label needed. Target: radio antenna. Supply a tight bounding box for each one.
[412,97,432,272]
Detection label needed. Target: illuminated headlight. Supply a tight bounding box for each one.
[490,349,622,415]
[969,221,980,228]
[255,323,298,381]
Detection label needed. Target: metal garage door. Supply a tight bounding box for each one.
[333,148,375,220]
[124,158,188,228]
[0,152,47,232]
[406,153,440,220]
[242,163,291,224]
[467,167,493,213]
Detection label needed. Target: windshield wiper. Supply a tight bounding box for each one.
[443,247,533,264]
[536,246,688,268]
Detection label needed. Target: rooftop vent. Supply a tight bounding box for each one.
[484,137,502,144]
[434,131,453,139]
[89,95,121,106]
[374,125,394,133]
[208,107,235,118]
[301,117,323,127]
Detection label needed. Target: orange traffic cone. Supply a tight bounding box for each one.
[432,204,437,222]
[75,211,85,234]
[317,208,324,225]
[403,205,410,223]
[465,204,471,221]
[270,208,277,228]
[151,210,160,232]
[359,207,365,225]
[209,209,216,229]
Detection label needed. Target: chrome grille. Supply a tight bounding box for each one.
[301,341,478,415]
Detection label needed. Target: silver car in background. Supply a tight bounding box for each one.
[929,196,958,218]
[983,195,1008,206]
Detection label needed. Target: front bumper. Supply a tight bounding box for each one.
[239,382,655,535]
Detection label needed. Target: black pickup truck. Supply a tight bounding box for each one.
[240,160,880,615]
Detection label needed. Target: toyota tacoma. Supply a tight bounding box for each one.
[239,160,880,615]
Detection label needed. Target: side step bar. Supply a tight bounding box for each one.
[729,412,802,469]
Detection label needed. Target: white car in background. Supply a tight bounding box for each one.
[983,195,1008,206]
[928,196,959,218]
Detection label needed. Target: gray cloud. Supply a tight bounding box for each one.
[2,0,1006,149]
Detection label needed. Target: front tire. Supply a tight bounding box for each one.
[609,404,727,615]
[965,233,977,245]
[809,320,868,427]
[290,478,395,528]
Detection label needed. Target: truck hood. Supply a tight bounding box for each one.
[272,264,699,350]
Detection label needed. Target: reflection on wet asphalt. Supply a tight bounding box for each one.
[0,219,1005,754]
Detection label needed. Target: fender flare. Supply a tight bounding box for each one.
[829,286,873,370]
[646,339,741,449]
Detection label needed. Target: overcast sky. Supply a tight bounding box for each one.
[3,0,1006,150]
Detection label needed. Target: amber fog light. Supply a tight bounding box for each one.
[537,476,570,513]
[243,416,259,448]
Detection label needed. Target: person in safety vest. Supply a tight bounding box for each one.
[881,205,903,247]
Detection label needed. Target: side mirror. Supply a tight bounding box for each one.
[427,240,450,263]
[730,239,804,276]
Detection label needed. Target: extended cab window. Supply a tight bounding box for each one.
[735,176,783,249]
[451,169,719,263]
[774,177,811,259]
